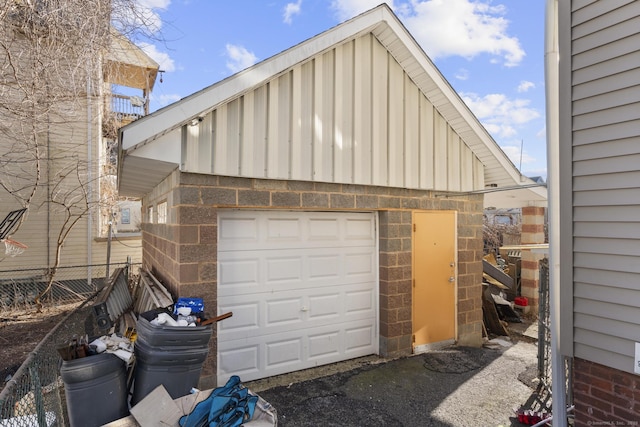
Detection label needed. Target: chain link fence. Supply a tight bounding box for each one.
[0,303,95,426]
[0,263,139,426]
[536,258,573,416]
[0,263,136,310]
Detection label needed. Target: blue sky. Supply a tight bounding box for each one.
[134,0,547,179]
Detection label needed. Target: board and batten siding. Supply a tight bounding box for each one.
[567,0,640,374]
[181,33,484,193]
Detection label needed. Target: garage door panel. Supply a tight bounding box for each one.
[219,211,375,251]
[219,258,260,287]
[308,293,341,319]
[345,251,375,277]
[219,217,259,241]
[266,297,305,325]
[308,254,341,279]
[219,302,260,332]
[345,217,376,240]
[266,338,303,368]
[266,218,302,241]
[218,283,375,341]
[266,256,303,282]
[308,218,340,240]
[218,344,260,379]
[346,288,375,314]
[219,249,375,297]
[345,324,376,353]
[218,319,376,383]
[308,332,340,359]
[218,210,378,385]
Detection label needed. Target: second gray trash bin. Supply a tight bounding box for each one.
[131,309,213,404]
[60,353,129,427]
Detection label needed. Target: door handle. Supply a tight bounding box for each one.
[448,276,455,283]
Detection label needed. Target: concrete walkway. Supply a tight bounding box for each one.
[248,339,540,426]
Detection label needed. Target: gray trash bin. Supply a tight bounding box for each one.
[130,310,213,404]
[60,353,129,427]
[136,310,212,347]
[131,339,209,404]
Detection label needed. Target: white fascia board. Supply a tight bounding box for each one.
[121,6,391,154]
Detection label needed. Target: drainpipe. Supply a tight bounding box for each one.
[544,1,567,427]
[87,73,93,283]
[47,115,51,266]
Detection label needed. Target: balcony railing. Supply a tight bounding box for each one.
[108,93,147,123]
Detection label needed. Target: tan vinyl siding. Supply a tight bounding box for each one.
[181,33,484,193]
[5,212,140,270]
[92,238,142,265]
[568,0,640,373]
[1,92,141,272]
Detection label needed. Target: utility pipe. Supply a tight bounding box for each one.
[87,72,93,283]
[544,1,567,427]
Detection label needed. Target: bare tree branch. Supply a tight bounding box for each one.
[1,0,163,304]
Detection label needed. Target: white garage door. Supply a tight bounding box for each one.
[217,210,378,385]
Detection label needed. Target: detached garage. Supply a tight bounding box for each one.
[118,4,546,387]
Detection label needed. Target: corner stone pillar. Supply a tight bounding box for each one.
[520,206,546,310]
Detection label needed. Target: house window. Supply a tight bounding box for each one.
[157,201,167,224]
[121,208,130,225]
[148,206,154,223]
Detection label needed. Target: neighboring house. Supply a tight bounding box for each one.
[556,0,640,425]
[0,16,157,272]
[118,4,546,387]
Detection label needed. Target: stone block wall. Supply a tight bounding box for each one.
[141,170,484,386]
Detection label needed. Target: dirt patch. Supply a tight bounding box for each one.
[0,307,72,386]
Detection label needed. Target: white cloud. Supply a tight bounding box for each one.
[455,68,469,81]
[500,144,535,167]
[461,92,540,138]
[517,80,535,93]
[284,0,303,24]
[484,122,516,138]
[331,0,524,67]
[225,44,258,73]
[404,0,524,66]
[139,42,175,72]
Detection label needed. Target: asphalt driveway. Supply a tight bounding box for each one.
[249,340,539,426]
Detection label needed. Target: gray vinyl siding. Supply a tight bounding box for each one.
[567,0,640,374]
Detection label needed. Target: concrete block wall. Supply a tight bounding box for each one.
[141,170,484,385]
[573,357,640,426]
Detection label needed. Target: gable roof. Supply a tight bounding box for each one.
[118,4,546,208]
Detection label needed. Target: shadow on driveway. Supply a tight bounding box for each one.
[253,342,540,426]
